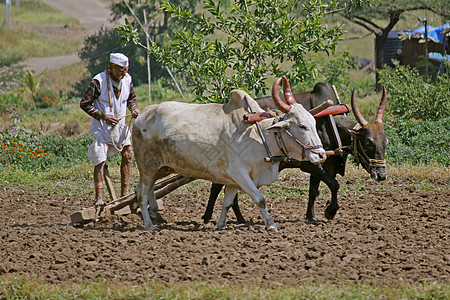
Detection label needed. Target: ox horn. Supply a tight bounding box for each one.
[272,76,293,113]
[281,76,297,106]
[375,86,387,123]
[351,88,368,127]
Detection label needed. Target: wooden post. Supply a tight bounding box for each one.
[6,0,11,30]
[143,10,152,103]
[103,164,117,201]
[424,19,429,75]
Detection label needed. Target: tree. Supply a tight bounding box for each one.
[111,0,200,36]
[73,26,161,97]
[339,0,449,91]
[117,0,369,102]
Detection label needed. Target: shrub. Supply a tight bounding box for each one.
[0,55,24,93]
[0,93,23,116]
[0,130,94,170]
[379,62,450,121]
[32,89,58,108]
[385,117,450,166]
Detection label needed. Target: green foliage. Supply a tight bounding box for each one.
[386,117,450,166]
[0,102,93,170]
[379,62,450,121]
[32,89,59,108]
[319,50,357,96]
[0,128,93,171]
[134,78,193,105]
[109,0,200,36]
[0,55,25,93]
[20,69,47,97]
[0,93,23,115]
[378,62,449,166]
[341,0,449,21]
[118,0,368,102]
[73,27,168,97]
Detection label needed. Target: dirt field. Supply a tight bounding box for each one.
[1,169,448,286]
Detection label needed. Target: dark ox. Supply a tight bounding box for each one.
[202,82,388,224]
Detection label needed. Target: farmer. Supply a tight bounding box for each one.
[80,53,140,205]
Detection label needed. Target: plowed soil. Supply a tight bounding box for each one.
[1,169,449,286]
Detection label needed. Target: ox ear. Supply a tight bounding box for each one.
[267,120,290,132]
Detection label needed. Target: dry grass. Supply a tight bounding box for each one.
[43,63,87,96]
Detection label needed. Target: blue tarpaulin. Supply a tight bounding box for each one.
[410,23,450,44]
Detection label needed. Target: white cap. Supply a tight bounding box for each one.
[109,53,129,67]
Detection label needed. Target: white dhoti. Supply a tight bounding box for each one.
[87,137,131,166]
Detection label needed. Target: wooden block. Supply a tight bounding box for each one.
[113,205,132,216]
[70,207,97,224]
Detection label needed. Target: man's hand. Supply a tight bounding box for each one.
[104,114,119,126]
[131,108,140,119]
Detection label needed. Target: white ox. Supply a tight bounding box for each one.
[132,77,327,230]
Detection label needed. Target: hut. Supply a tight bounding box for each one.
[398,23,450,74]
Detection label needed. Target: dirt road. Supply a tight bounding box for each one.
[23,0,118,74]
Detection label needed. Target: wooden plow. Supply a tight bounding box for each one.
[70,169,193,227]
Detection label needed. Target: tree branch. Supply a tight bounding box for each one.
[354,15,382,31]
[344,16,377,34]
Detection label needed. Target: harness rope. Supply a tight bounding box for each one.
[352,138,386,169]
[268,109,386,168]
[273,129,324,162]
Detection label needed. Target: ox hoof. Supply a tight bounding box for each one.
[144,224,159,231]
[201,215,212,224]
[325,205,339,220]
[306,217,320,225]
[216,225,228,231]
[267,224,280,232]
[236,216,247,224]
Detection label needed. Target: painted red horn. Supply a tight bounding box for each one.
[282,76,296,105]
[351,88,368,126]
[375,86,387,123]
[272,77,292,113]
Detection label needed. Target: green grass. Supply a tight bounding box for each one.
[0,27,78,59]
[0,0,81,60]
[0,275,448,299]
[0,0,79,24]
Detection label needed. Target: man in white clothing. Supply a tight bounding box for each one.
[80,53,140,205]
